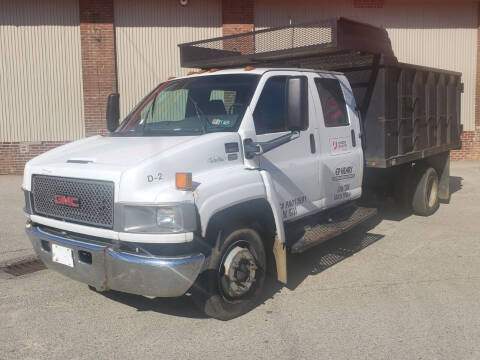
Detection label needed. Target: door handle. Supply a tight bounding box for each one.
[310,134,316,153]
[351,129,357,147]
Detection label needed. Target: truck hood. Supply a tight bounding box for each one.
[31,135,197,167]
[23,133,245,203]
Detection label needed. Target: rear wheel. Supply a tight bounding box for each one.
[411,167,439,216]
[192,226,266,320]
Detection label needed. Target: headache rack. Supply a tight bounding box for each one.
[178,17,462,168]
[179,17,397,70]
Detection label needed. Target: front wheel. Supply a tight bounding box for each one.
[192,226,266,320]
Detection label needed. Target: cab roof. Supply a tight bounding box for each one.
[173,67,343,81]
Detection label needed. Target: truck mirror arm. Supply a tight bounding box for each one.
[244,131,300,159]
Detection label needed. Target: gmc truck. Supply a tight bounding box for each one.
[23,18,462,320]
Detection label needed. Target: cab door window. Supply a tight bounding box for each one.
[253,76,288,135]
[315,78,349,127]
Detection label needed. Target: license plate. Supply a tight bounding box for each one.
[52,244,74,268]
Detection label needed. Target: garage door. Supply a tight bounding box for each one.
[0,0,84,142]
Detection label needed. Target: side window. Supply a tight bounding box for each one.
[315,78,349,127]
[253,76,287,135]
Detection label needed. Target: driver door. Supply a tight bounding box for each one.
[252,72,321,221]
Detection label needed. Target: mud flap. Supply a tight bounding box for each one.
[426,152,450,202]
[273,235,287,284]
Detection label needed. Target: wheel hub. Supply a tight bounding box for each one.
[221,246,257,298]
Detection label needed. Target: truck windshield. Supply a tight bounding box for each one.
[115,74,260,135]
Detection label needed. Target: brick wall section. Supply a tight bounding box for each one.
[222,0,254,36]
[222,0,254,54]
[79,0,117,137]
[0,142,67,175]
[451,129,480,161]
[354,0,384,8]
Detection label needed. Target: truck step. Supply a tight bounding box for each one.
[288,205,378,254]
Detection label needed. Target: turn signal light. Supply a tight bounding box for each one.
[209,68,219,72]
[176,172,193,190]
[244,66,255,71]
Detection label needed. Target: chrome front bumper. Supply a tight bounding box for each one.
[26,224,205,297]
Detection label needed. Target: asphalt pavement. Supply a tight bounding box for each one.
[1,162,480,360]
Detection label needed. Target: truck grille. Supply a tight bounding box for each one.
[31,175,114,229]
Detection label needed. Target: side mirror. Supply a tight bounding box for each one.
[106,93,120,132]
[286,77,308,131]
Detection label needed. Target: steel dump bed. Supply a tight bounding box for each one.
[343,61,461,167]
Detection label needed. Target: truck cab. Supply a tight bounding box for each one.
[23,68,366,320]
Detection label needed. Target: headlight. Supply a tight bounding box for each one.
[156,207,183,232]
[122,204,197,234]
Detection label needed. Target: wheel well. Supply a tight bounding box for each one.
[205,199,277,249]
[204,199,279,278]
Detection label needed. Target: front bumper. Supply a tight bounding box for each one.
[27,224,205,297]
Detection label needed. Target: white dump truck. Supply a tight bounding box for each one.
[23,18,462,320]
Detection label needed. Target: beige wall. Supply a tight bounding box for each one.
[255,0,478,131]
[114,0,222,118]
[1,0,476,142]
[0,0,84,142]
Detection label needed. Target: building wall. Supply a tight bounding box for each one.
[0,0,479,174]
[0,0,85,142]
[223,0,254,36]
[255,0,478,132]
[80,0,117,137]
[114,0,222,118]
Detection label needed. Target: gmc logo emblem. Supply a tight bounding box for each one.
[54,195,80,208]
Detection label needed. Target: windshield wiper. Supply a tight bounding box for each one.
[187,95,208,134]
[141,93,160,136]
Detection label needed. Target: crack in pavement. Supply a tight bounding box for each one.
[0,248,32,255]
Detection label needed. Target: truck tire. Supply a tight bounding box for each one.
[192,225,266,320]
[411,167,439,216]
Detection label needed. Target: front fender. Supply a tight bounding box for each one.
[193,166,285,244]
[194,166,266,237]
